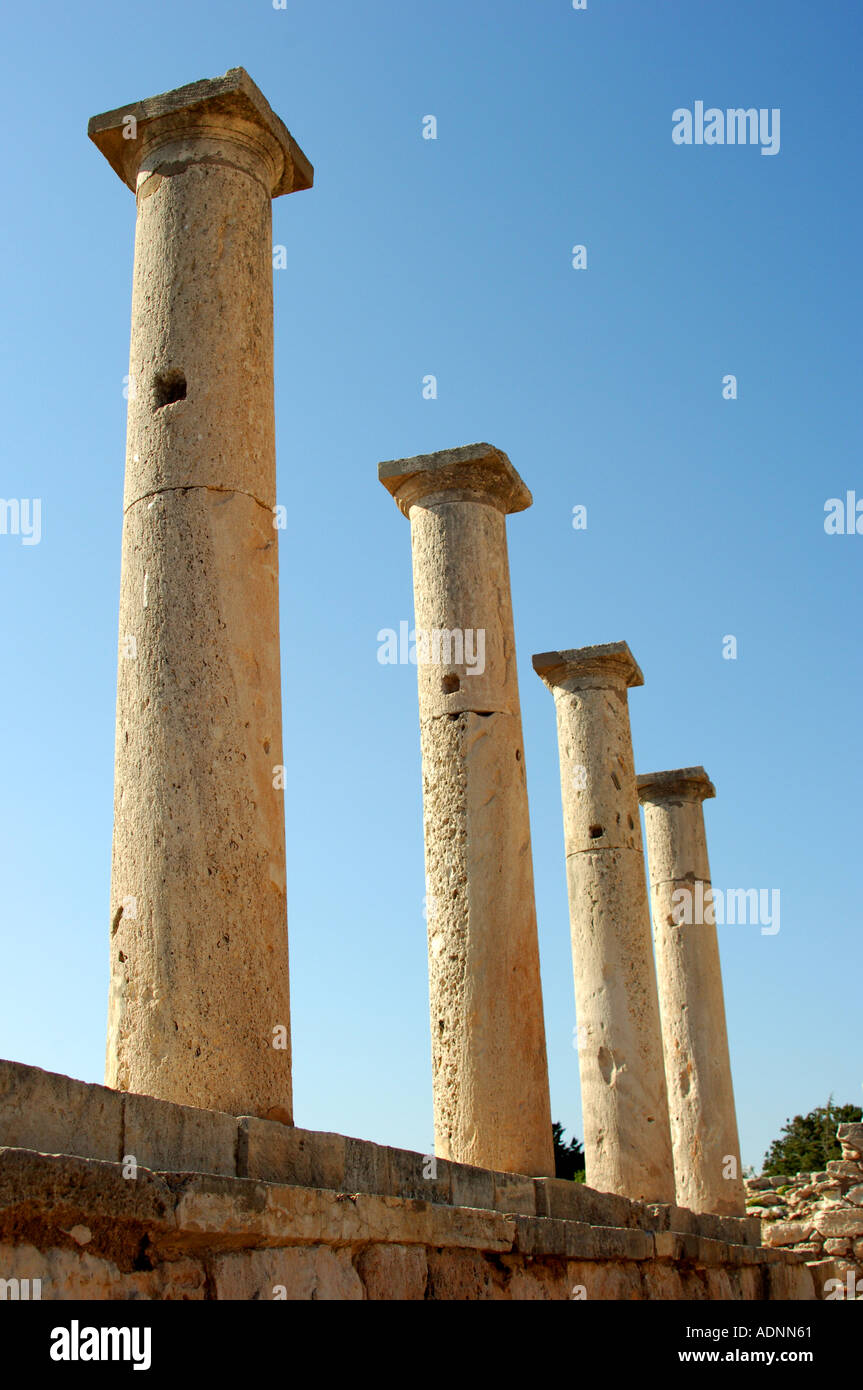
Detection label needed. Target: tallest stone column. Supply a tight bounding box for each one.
[89,70,312,1119]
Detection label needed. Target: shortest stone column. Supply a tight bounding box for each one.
[638,767,745,1217]
[533,643,675,1203]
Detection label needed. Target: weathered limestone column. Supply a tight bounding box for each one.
[532,644,675,1202]
[637,767,745,1216]
[89,70,313,1119]
[379,445,554,1176]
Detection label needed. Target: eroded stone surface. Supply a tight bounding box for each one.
[90,71,310,1120]
[380,446,553,1177]
[0,1060,122,1164]
[0,1143,814,1300]
[534,645,674,1205]
[124,1092,238,1177]
[638,768,745,1217]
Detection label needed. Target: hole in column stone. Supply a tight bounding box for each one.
[589,825,604,839]
[515,749,521,761]
[153,369,187,409]
[628,815,635,830]
[441,674,460,694]
[611,772,621,790]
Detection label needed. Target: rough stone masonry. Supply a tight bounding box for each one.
[0,1061,816,1300]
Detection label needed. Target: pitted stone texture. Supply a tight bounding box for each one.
[419,708,552,1175]
[639,769,745,1217]
[534,644,674,1204]
[405,496,521,718]
[108,489,291,1119]
[533,645,644,854]
[565,848,674,1202]
[122,162,277,506]
[636,767,715,882]
[0,1060,122,1164]
[93,71,307,1121]
[380,444,552,1178]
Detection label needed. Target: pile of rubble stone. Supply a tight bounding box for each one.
[746,1122,863,1298]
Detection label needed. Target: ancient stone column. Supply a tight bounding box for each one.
[637,767,745,1216]
[379,444,554,1176]
[532,644,675,1202]
[89,69,313,1119]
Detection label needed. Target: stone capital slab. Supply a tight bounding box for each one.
[88,66,313,198]
[378,443,532,518]
[532,641,644,694]
[637,767,716,805]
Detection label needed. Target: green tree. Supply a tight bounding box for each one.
[761,1097,862,1176]
[552,1121,585,1181]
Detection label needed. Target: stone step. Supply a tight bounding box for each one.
[0,1056,760,1246]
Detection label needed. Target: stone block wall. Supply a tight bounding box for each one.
[0,1059,816,1300]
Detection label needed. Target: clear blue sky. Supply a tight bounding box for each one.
[1,0,860,1174]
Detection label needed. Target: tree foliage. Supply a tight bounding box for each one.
[761,1098,862,1176]
[552,1121,585,1181]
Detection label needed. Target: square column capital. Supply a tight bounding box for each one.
[533,641,644,694]
[89,67,313,198]
[637,767,716,804]
[379,443,532,518]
